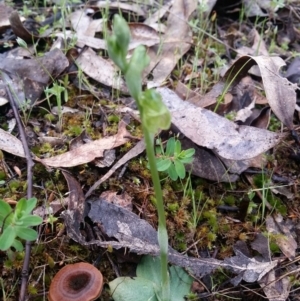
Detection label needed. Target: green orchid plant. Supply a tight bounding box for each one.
[106,15,192,301]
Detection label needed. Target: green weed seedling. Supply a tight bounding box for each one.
[44,81,66,131]
[155,137,195,181]
[0,198,43,251]
[109,255,193,301]
[106,14,193,301]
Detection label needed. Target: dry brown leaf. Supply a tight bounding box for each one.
[270,185,294,200]
[76,47,128,93]
[219,154,266,175]
[195,55,296,112]
[250,29,269,56]
[62,171,85,212]
[251,233,271,261]
[158,87,281,161]
[285,57,300,85]
[266,214,297,260]
[69,11,108,50]
[259,271,291,301]
[181,138,239,182]
[242,0,268,17]
[250,107,271,129]
[143,1,172,28]
[33,197,68,217]
[189,81,225,108]
[128,23,160,49]
[234,97,255,122]
[224,249,278,286]
[72,22,160,51]
[0,128,25,158]
[225,55,297,129]
[77,35,107,50]
[38,121,130,168]
[62,196,278,283]
[83,198,278,282]
[70,10,91,36]
[146,0,197,88]
[9,11,51,41]
[175,81,198,100]
[0,3,16,31]
[85,139,145,197]
[100,190,132,211]
[95,1,145,17]
[237,28,269,57]
[86,19,104,36]
[0,48,69,106]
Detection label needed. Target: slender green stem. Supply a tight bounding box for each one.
[143,130,170,301]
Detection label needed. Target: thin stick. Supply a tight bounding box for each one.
[1,72,35,301]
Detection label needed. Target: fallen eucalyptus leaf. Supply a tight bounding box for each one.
[127,23,160,49]
[0,128,25,158]
[146,0,197,88]
[85,139,146,197]
[0,48,69,106]
[95,1,145,17]
[224,249,278,286]
[258,270,291,301]
[158,87,281,161]
[266,214,297,260]
[38,121,130,167]
[9,11,51,41]
[80,198,278,283]
[224,55,297,129]
[76,47,128,93]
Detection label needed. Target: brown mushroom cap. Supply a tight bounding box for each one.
[48,262,103,301]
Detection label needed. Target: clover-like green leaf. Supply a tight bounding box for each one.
[15,197,37,217]
[22,197,38,215]
[18,215,43,227]
[0,225,16,251]
[174,140,182,156]
[44,83,64,99]
[179,156,194,164]
[181,148,195,158]
[12,239,24,251]
[156,158,172,172]
[174,159,185,179]
[16,227,38,241]
[15,198,27,217]
[168,163,178,181]
[155,146,163,155]
[166,137,175,156]
[0,200,12,222]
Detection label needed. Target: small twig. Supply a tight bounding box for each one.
[1,72,35,301]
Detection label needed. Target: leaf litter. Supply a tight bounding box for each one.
[158,86,281,161]
[37,120,130,167]
[1,0,300,300]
